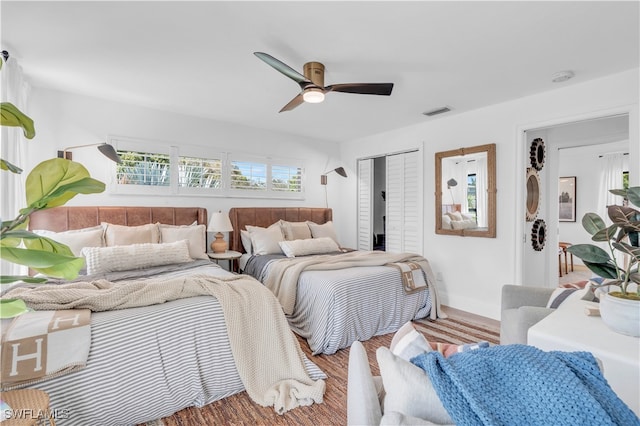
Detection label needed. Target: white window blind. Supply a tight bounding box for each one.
[178,155,222,189]
[116,150,171,187]
[272,164,303,193]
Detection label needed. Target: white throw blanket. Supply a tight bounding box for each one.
[1,309,91,390]
[3,274,326,414]
[263,250,445,319]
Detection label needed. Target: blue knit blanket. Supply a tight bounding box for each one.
[410,344,639,426]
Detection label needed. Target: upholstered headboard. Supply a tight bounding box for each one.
[28,206,208,231]
[228,207,332,254]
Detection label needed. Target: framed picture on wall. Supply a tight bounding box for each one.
[559,176,576,222]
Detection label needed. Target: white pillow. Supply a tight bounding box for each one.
[450,219,477,230]
[82,240,192,275]
[33,226,104,257]
[247,223,284,255]
[376,347,453,424]
[240,229,253,255]
[307,221,339,245]
[280,220,312,241]
[279,237,340,258]
[158,223,208,260]
[102,222,160,246]
[446,211,463,221]
[441,215,452,229]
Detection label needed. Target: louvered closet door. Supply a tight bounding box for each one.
[357,158,373,251]
[386,150,421,254]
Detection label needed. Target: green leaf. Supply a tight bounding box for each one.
[0,275,48,284]
[0,102,35,139]
[0,299,30,319]
[0,237,22,248]
[23,235,74,257]
[25,158,105,209]
[1,158,23,174]
[566,243,611,263]
[581,213,606,236]
[0,246,83,280]
[583,261,618,280]
[608,205,640,231]
[591,224,617,242]
[628,187,640,209]
[612,241,640,263]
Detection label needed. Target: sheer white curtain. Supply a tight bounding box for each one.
[1,55,30,277]
[597,153,625,223]
[475,155,488,227]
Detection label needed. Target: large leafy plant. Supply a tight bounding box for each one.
[567,186,640,300]
[0,56,105,317]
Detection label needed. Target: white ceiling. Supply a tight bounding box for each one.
[2,1,638,142]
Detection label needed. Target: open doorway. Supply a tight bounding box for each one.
[522,114,630,288]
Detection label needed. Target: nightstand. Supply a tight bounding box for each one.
[208,250,242,273]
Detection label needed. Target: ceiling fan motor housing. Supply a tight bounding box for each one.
[303,62,325,87]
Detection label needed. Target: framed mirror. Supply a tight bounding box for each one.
[435,143,496,238]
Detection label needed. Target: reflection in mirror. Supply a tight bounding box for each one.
[435,143,496,238]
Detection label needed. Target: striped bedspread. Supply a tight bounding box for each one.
[4,263,326,425]
[246,251,442,354]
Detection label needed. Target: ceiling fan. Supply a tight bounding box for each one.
[254,52,394,112]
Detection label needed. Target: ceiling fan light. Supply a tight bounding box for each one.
[303,88,325,103]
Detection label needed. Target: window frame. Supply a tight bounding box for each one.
[109,136,305,199]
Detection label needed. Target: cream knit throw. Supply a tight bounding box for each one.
[3,274,326,414]
[263,250,446,319]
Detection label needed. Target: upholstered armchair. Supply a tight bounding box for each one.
[500,284,555,345]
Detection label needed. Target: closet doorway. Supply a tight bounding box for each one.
[357,149,423,254]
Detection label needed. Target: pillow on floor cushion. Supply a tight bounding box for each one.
[82,240,192,275]
[376,347,453,425]
[158,223,208,260]
[280,220,312,241]
[307,221,339,245]
[33,225,104,256]
[103,223,160,246]
[279,237,339,258]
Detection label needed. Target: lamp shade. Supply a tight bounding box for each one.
[447,178,458,188]
[208,211,233,233]
[58,142,122,164]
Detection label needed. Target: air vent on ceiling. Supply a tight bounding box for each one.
[423,106,451,117]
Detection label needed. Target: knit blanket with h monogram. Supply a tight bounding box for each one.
[1,309,91,390]
[411,344,639,426]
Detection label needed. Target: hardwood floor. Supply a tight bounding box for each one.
[441,304,500,329]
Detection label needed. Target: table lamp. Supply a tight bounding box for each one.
[208,211,233,253]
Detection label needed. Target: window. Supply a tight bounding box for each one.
[111,136,304,199]
[272,164,303,193]
[466,173,477,220]
[179,156,222,189]
[230,161,267,191]
[116,150,170,186]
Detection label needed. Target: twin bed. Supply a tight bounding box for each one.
[1,205,441,424]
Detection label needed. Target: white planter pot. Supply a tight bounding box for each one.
[599,293,640,337]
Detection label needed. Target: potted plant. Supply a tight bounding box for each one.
[0,53,105,318]
[567,186,640,337]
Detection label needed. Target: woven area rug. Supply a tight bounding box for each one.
[155,316,499,426]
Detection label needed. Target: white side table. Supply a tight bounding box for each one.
[208,250,242,273]
[528,297,639,415]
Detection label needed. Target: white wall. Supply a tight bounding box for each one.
[338,68,639,320]
[23,88,341,242]
[558,140,629,266]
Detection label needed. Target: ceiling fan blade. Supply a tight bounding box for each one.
[254,52,311,85]
[325,83,394,96]
[279,93,305,113]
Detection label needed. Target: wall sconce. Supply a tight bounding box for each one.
[208,210,234,253]
[447,178,458,206]
[320,167,347,185]
[57,143,122,163]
